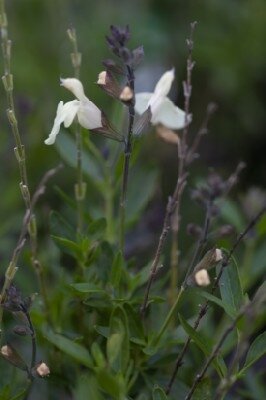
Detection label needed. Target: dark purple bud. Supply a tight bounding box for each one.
[131,45,144,69]
[218,224,235,237]
[102,59,124,75]
[119,47,132,64]
[186,223,203,238]
[13,325,31,336]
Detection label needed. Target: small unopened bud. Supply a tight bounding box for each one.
[97,71,107,85]
[36,362,50,377]
[1,345,11,358]
[156,125,179,145]
[186,223,202,238]
[214,248,223,262]
[195,269,210,286]
[194,248,223,272]
[1,344,27,370]
[119,86,133,102]
[217,224,234,237]
[13,326,29,336]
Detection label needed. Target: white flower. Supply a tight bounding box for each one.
[45,78,102,145]
[135,69,191,130]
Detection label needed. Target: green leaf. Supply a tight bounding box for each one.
[96,368,123,398]
[43,329,93,368]
[220,199,245,232]
[91,342,106,368]
[74,374,104,400]
[70,283,107,295]
[49,210,74,239]
[193,377,212,400]
[56,132,104,183]
[107,306,129,372]
[218,252,244,315]
[126,166,158,225]
[178,314,226,377]
[238,332,266,376]
[110,251,124,290]
[197,290,236,318]
[152,385,168,400]
[51,235,81,256]
[87,218,107,240]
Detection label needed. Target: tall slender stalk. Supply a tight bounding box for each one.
[0,0,33,338]
[119,66,135,252]
[168,22,197,306]
[67,28,86,236]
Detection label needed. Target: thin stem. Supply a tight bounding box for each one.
[0,166,61,336]
[119,66,135,252]
[168,22,197,305]
[140,174,187,318]
[67,27,85,235]
[165,204,266,394]
[183,198,212,286]
[153,286,185,347]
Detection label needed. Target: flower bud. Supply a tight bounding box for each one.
[194,269,210,286]
[36,362,50,377]
[156,125,179,145]
[119,86,133,102]
[97,71,107,85]
[186,223,202,238]
[194,248,223,273]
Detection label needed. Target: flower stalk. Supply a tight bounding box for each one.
[67,27,86,235]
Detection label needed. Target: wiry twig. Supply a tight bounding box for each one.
[0,165,62,326]
[140,174,187,317]
[186,102,217,165]
[165,204,266,394]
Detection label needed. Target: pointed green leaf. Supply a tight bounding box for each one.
[107,306,129,372]
[193,377,212,400]
[43,329,93,368]
[238,332,266,376]
[179,314,227,377]
[152,385,168,400]
[110,251,124,289]
[56,132,104,183]
[197,290,236,318]
[218,252,244,314]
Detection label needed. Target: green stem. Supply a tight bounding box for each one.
[153,286,184,347]
[67,27,85,235]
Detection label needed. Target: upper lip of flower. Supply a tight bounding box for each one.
[44,78,102,145]
[134,68,192,130]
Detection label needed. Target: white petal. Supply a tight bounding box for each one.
[135,92,153,114]
[154,68,175,98]
[44,100,80,145]
[60,78,87,101]
[152,98,192,130]
[44,101,65,145]
[62,100,80,127]
[77,100,102,129]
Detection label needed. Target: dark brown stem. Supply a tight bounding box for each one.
[119,66,135,252]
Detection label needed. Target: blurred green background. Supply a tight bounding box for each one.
[0,0,266,256]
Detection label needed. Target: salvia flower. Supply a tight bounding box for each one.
[135,69,191,130]
[45,78,102,145]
